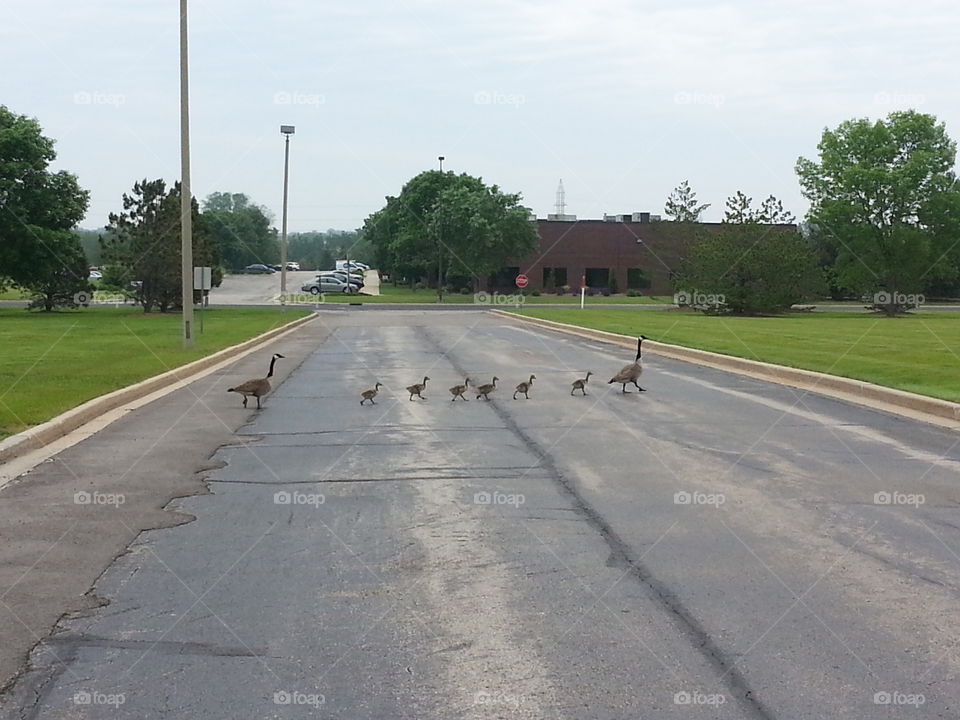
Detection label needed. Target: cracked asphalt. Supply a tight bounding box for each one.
[2,309,959,719]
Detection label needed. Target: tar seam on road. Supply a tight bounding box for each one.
[420,326,777,720]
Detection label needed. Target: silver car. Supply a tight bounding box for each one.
[301,276,354,294]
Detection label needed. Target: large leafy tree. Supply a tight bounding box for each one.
[202,192,277,269]
[103,179,216,312]
[363,170,538,300]
[664,180,710,222]
[26,233,90,311]
[796,110,960,315]
[0,106,89,290]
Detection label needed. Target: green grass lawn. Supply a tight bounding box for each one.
[0,287,29,301]
[320,284,670,305]
[512,308,960,402]
[0,306,310,438]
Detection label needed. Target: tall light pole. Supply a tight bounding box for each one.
[437,156,445,302]
[279,125,295,303]
[179,0,194,347]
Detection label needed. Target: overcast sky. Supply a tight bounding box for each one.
[3,0,958,232]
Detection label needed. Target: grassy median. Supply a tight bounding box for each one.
[0,307,310,438]
[511,308,960,402]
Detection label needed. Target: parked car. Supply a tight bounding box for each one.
[285,262,301,271]
[336,260,369,272]
[268,264,282,271]
[301,277,355,294]
[244,264,275,274]
[322,270,364,288]
[318,273,362,291]
[88,270,102,280]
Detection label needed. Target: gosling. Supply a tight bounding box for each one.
[449,377,470,401]
[406,376,429,400]
[571,371,593,396]
[475,376,499,401]
[360,382,383,405]
[513,374,536,400]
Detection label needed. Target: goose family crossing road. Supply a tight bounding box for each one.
[2,310,958,719]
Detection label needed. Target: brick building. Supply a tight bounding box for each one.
[494,215,797,295]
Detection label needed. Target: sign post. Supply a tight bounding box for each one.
[515,274,528,312]
[193,266,212,334]
[580,274,586,310]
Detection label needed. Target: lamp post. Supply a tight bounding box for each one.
[436,156,445,302]
[280,125,295,303]
[179,0,194,348]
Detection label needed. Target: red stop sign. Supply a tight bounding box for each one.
[515,274,529,289]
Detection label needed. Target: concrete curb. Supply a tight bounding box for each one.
[491,309,960,430]
[0,312,316,466]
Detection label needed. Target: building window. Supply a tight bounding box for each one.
[585,268,609,287]
[627,268,652,289]
[543,267,567,289]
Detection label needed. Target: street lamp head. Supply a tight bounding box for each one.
[280,125,295,135]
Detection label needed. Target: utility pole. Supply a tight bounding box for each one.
[179,0,194,347]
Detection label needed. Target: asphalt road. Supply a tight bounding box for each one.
[3,310,960,719]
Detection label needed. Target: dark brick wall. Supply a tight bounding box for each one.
[501,220,796,296]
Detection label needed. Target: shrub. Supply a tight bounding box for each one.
[414,281,426,291]
[459,287,470,295]
[626,289,641,297]
[531,290,541,297]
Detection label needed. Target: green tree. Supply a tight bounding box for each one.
[25,233,90,311]
[796,110,960,315]
[364,170,538,300]
[0,106,89,290]
[677,224,824,314]
[664,180,711,222]
[723,191,795,224]
[104,179,216,312]
[202,192,277,269]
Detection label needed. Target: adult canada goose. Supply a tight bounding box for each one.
[608,336,647,393]
[513,374,536,400]
[571,371,593,396]
[228,353,285,409]
[406,376,429,400]
[449,377,470,401]
[475,376,499,401]
[360,382,383,405]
